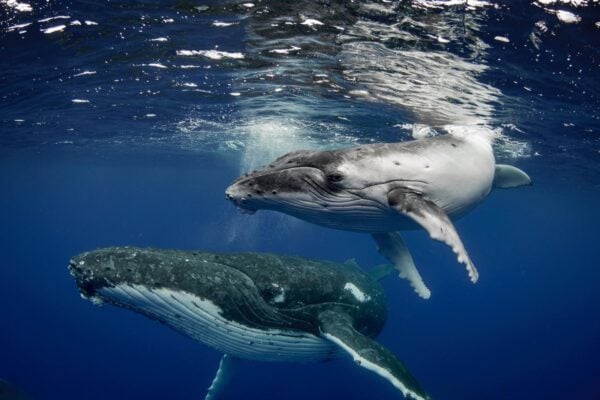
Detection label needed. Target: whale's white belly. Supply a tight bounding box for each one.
[97,284,337,362]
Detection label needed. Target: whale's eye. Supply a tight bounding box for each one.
[328,173,344,183]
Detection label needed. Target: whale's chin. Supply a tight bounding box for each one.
[237,207,256,215]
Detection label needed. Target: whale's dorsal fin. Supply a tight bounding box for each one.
[344,258,360,269]
[372,233,431,299]
[204,354,238,400]
[493,165,532,189]
[387,189,479,284]
[318,310,428,400]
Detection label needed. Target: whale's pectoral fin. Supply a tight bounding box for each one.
[204,354,238,400]
[372,233,431,299]
[494,165,532,189]
[318,310,428,400]
[387,189,479,283]
[367,263,395,282]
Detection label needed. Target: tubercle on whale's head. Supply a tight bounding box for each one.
[224,149,358,216]
[225,166,328,214]
[68,253,108,300]
[68,249,137,302]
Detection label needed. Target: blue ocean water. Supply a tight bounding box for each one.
[1,1,599,399]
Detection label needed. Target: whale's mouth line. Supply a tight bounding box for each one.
[225,191,257,214]
[346,178,429,191]
[302,176,359,204]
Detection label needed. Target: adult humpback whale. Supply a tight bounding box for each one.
[225,132,531,298]
[69,247,428,400]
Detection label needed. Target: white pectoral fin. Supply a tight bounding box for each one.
[372,233,431,299]
[318,310,428,400]
[205,354,238,400]
[493,164,532,189]
[387,189,479,284]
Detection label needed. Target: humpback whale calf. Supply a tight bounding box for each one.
[225,132,531,298]
[69,247,428,400]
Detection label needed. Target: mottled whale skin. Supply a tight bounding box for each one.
[225,133,532,298]
[69,247,428,400]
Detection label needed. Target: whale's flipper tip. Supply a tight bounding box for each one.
[204,354,238,400]
[372,232,432,299]
[387,189,478,286]
[319,310,429,400]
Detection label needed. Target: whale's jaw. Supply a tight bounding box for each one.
[89,283,336,362]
